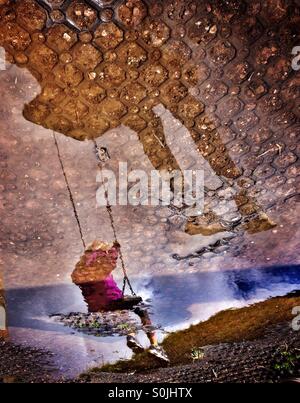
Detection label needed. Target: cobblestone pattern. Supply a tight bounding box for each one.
[0,0,299,264]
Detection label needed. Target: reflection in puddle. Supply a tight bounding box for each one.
[136,265,300,332]
[0,0,299,381]
[72,241,126,312]
[5,264,300,377]
[68,239,167,361]
[1,61,299,376]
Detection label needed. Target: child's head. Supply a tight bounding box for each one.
[85,241,120,269]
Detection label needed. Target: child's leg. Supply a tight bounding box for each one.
[126,331,144,353]
[134,307,170,362]
[134,307,157,346]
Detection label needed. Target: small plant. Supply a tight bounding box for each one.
[190,347,204,361]
[116,322,137,335]
[91,321,101,329]
[272,347,300,378]
[118,323,130,330]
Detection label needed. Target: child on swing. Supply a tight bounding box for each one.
[71,240,169,362]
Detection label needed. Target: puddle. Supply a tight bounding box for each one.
[4,264,300,378]
[0,0,299,380]
[135,265,300,332]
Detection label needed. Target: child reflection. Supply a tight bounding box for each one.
[72,241,169,362]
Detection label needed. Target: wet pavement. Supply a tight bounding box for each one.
[0,0,299,378]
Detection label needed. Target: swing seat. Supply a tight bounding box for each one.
[107,295,143,311]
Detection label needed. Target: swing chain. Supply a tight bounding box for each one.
[92,140,136,297]
[54,132,136,296]
[53,132,86,250]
